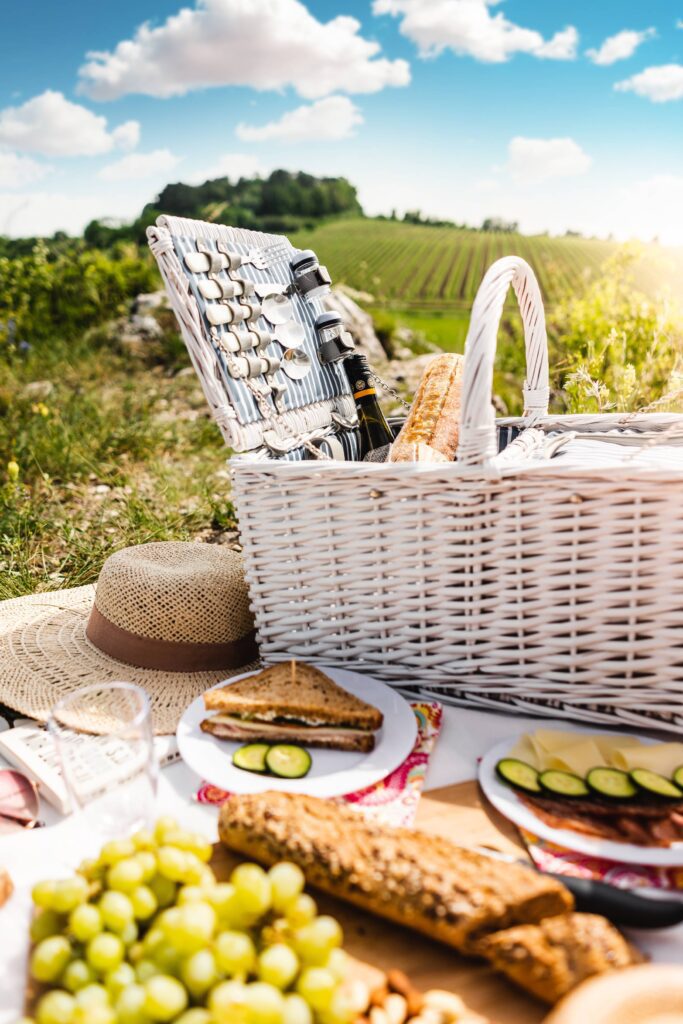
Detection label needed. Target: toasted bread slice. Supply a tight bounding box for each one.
[200,715,375,752]
[203,662,383,731]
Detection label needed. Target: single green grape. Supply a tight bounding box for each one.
[156,846,189,883]
[99,839,135,866]
[51,876,89,914]
[104,961,136,997]
[319,986,356,1024]
[163,829,213,864]
[180,852,206,886]
[177,885,205,904]
[296,967,337,1013]
[154,816,179,843]
[74,982,110,1008]
[152,940,183,975]
[86,932,124,973]
[32,880,57,910]
[73,1005,116,1024]
[214,929,257,976]
[285,894,317,927]
[107,857,144,893]
[99,892,133,934]
[35,990,76,1024]
[180,948,218,997]
[135,851,157,883]
[69,902,103,942]
[208,979,249,1023]
[77,859,102,882]
[269,863,305,912]
[231,863,272,917]
[161,902,215,954]
[130,884,157,920]
[208,882,253,928]
[149,874,177,908]
[119,920,139,946]
[294,917,342,965]
[62,958,96,993]
[143,974,188,1022]
[127,941,145,964]
[245,981,285,1024]
[131,828,155,851]
[175,1010,212,1024]
[283,993,313,1024]
[30,909,63,943]
[115,982,147,1024]
[258,943,299,990]
[325,948,349,982]
[30,936,72,983]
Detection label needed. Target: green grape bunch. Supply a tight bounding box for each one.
[24,818,360,1024]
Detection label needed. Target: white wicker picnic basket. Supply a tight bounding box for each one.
[232,255,683,731]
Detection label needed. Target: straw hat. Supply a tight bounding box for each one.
[0,542,260,734]
[544,965,683,1024]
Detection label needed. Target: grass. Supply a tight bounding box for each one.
[0,332,237,599]
[391,308,471,352]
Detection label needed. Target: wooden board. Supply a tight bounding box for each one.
[26,782,547,1023]
[212,781,546,1024]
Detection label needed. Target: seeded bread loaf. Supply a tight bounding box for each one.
[477,913,643,1004]
[218,791,572,953]
[389,353,465,463]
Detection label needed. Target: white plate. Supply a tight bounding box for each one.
[479,726,683,867]
[177,666,417,798]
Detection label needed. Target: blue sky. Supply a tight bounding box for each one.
[1,0,683,241]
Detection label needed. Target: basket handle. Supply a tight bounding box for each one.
[457,256,549,466]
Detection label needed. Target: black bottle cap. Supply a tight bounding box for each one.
[315,312,343,330]
[290,249,318,272]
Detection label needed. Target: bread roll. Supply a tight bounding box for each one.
[478,913,642,1004]
[389,353,464,463]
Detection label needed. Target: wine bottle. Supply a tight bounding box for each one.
[343,352,394,458]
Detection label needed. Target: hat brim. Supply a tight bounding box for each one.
[0,586,260,734]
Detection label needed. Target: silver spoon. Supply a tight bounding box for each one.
[281,348,311,380]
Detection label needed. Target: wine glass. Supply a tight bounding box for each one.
[49,682,158,843]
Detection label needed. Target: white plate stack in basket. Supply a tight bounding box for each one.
[150,217,683,733]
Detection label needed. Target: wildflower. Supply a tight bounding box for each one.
[7,460,19,482]
[31,402,50,417]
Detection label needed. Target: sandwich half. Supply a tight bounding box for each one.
[201,662,383,753]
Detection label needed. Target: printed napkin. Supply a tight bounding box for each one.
[195,701,443,829]
[521,830,683,891]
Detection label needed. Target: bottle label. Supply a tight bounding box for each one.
[353,386,376,400]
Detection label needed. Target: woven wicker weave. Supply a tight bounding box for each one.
[231,256,683,730]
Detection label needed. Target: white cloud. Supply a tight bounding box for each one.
[615,64,683,102]
[236,97,362,143]
[78,0,410,101]
[99,149,180,182]
[0,152,51,188]
[507,137,592,184]
[586,28,655,66]
[0,91,140,157]
[373,0,578,63]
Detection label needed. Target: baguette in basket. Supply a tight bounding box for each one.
[389,353,465,463]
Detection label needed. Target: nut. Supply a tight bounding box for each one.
[370,985,390,1008]
[348,979,372,1015]
[387,969,423,1017]
[370,1008,390,1024]
[423,990,468,1021]
[384,993,408,1024]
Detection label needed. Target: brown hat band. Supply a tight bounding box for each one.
[86,604,258,673]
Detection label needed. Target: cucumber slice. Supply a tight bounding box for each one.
[232,743,270,774]
[630,768,683,799]
[265,744,312,779]
[674,765,683,789]
[586,767,637,799]
[495,758,541,794]
[539,770,590,798]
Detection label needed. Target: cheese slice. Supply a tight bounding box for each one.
[611,742,683,776]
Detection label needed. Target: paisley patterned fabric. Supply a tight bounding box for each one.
[195,701,443,829]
